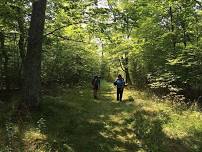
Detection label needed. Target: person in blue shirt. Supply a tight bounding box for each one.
[92,76,100,99]
[114,74,125,101]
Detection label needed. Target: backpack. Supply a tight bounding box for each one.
[115,78,125,88]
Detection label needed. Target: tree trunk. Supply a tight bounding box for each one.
[169,6,176,51]
[124,53,131,85]
[0,32,9,91]
[23,0,47,109]
[125,67,131,84]
[195,15,199,47]
[183,28,187,48]
[17,8,26,88]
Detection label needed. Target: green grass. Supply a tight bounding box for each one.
[0,81,202,152]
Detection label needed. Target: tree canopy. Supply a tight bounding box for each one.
[0,0,202,104]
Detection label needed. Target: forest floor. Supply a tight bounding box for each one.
[0,81,202,152]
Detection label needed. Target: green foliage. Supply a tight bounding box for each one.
[0,1,202,151]
[42,38,100,85]
[124,0,202,100]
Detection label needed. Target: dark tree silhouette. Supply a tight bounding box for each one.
[23,0,47,109]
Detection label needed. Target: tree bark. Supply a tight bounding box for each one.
[169,6,176,51]
[17,8,26,88]
[195,15,199,47]
[125,68,131,84]
[0,32,9,91]
[124,53,131,84]
[119,54,132,85]
[23,0,47,109]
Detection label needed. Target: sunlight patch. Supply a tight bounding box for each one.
[23,128,47,151]
[99,114,105,118]
[108,114,125,125]
[99,131,113,139]
[23,128,47,143]
[163,127,188,139]
[88,119,100,124]
[113,146,127,151]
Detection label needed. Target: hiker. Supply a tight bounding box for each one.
[92,76,100,99]
[114,74,125,101]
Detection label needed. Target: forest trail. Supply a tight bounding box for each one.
[1,0,202,151]
[1,82,201,151]
[31,81,201,152]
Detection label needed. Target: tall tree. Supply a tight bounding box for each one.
[0,32,9,90]
[23,0,47,108]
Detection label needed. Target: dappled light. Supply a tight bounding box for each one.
[1,82,202,151]
[1,0,202,151]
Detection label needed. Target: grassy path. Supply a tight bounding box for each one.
[1,81,202,151]
[37,81,201,152]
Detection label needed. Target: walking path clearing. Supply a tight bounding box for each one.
[16,81,202,151]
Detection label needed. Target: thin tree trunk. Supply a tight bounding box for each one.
[183,28,187,48]
[17,8,26,88]
[0,32,9,91]
[179,6,187,48]
[124,53,131,84]
[195,15,199,47]
[23,0,47,109]
[125,66,131,84]
[169,6,176,51]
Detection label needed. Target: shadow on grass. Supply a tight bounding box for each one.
[26,85,202,152]
[1,83,202,152]
[28,85,140,152]
[183,129,202,152]
[126,108,191,152]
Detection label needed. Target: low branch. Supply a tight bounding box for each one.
[44,25,67,36]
